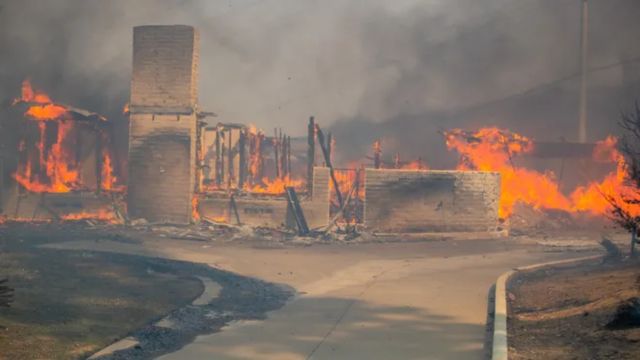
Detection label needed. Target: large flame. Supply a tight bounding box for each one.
[13,81,81,192]
[445,128,640,219]
[12,80,122,194]
[570,136,640,217]
[243,176,304,194]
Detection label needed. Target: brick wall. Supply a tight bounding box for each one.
[127,26,199,223]
[364,169,500,233]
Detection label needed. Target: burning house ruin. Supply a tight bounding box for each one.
[3,24,635,236]
[0,80,123,222]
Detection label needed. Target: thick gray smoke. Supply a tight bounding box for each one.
[1,0,639,169]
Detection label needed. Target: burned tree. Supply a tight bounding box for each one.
[606,103,640,256]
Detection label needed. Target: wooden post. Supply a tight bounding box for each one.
[327,132,333,165]
[285,187,309,235]
[229,194,242,225]
[215,128,222,186]
[307,116,315,195]
[257,132,265,180]
[373,139,382,169]
[238,129,246,189]
[286,135,292,178]
[279,129,286,178]
[316,124,344,208]
[274,128,280,179]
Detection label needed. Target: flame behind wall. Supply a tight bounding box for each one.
[444,128,640,219]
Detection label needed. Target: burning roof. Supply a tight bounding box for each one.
[11,80,121,193]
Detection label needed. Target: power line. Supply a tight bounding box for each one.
[454,55,640,116]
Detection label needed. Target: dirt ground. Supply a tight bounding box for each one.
[509,258,640,360]
[0,225,203,360]
[0,223,292,360]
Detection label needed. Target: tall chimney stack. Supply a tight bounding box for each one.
[127,25,200,223]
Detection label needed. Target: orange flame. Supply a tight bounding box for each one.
[192,196,201,222]
[100,147,118,191]
[243,176,304,194]
[13,81,80,193]
[445,128,640,219]
[16,79,67,121]
[570,136,640,217]
[60,209,117,223]
[12,80,122,195]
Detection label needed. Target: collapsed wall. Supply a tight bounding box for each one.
[127,25,200,224]
[198,167,330,228]
[363,169,500,233]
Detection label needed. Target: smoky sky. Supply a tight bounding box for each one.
[1,0,640,167]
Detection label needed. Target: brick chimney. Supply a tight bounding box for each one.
[127,25,200,223]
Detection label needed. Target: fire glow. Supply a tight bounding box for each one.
[444,127,640,219]
[242,176,304,194]
[12,80,120,194]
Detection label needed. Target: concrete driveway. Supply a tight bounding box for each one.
[50,237,591,359]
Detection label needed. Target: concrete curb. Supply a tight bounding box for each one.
[491,255,603,360]
[89,276,219,359]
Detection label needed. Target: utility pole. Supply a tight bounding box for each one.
[578,0,589,143]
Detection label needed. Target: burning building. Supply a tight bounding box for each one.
[125,25,330,228]
[0,80,123,222]
[5,24,634,237]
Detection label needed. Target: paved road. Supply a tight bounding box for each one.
[50,237,593,360]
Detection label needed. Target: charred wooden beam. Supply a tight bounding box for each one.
[286,135,292,178]
[195,120,203,192]
[215,128,222,186]
[229,194,241,225]
[327,132,333,165]
[307,116,315,195]
[285,187,309,236]
[316,124,344,208]
[274,128,280,179]
[238,129,247,188]
[373,139,382,169]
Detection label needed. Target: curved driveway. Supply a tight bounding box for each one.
[50,237,592,360]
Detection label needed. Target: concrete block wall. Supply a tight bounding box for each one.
[364,169,500,233]
[127,26,199,224]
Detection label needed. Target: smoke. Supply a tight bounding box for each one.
[1,0,639,168]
